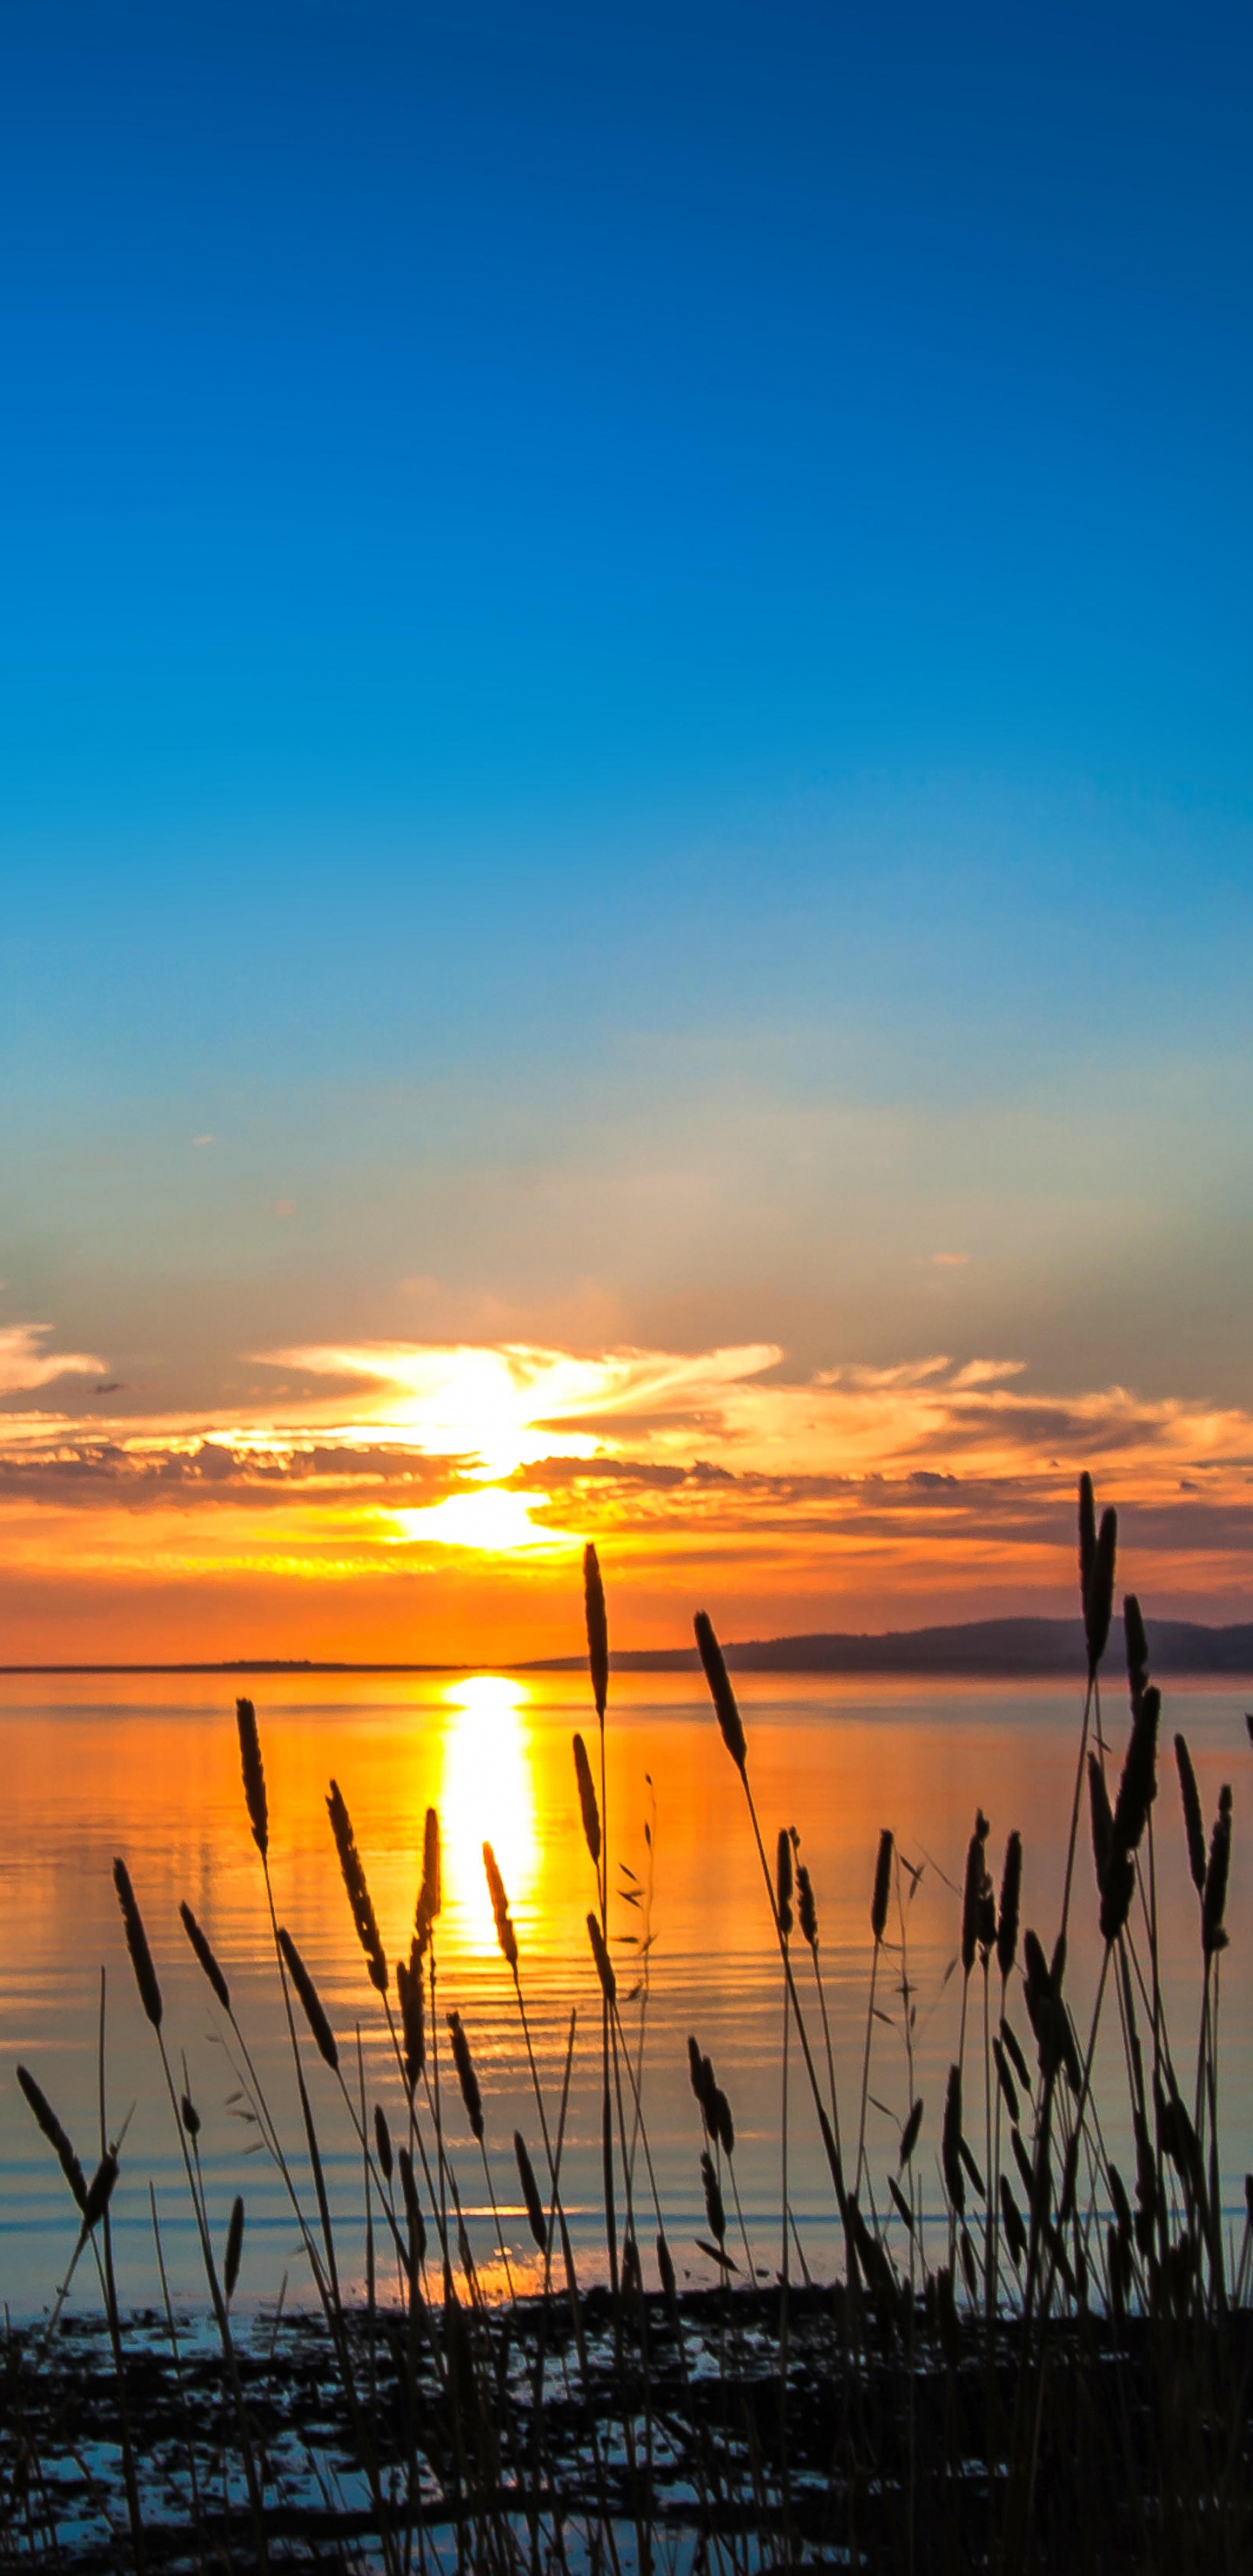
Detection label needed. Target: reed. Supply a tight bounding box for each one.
[7,1476,1252,2576]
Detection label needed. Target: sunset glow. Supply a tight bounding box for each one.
[3,1325,1253,1661]
[439,1674,539,1949]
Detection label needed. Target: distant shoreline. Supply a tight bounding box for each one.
[4,1613,1253,1680]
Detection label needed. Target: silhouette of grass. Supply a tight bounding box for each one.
[4,1474,1251,2573]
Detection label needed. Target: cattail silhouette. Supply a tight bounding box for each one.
[1078,1472,1096,1611]
[1078,1478,1117,1674]
[224,2196,245,2301]
[277,1927,338,2071]
[1175,1734,1207,1895]
[992,2038,1019,2125]
[776,1828,794,1937]
[1000,2177,1027,2268]
[587,1910,616,2006]
[1000,2016,1030,2093]
[700,2149,727,2248]
[399,2146,425,2266]
[514,2131,546,2249]
[961,1811,990,1975]
[871,1830,893,1943]
[237,1697,268,1858]
[179,1901,231,2014]
[113,1857,163,2029]
[17,2066,88,2210]
[573,1732,601,1868]
[483,1842,519,1970]
[326,1781,388,1995]
[83,2151,118,2235]
[1112,1684,1160,1856]
[996,1831,1022,1979]
[941,2066,965,2214]
[448,2010,484,2142]
[1088,1753,1113,1892]
[396,1955,425,2089]
[899,2097,923,2168]
[374,2103,393,2184]
[584,1543,609,1722]
[1202,1787,1233,1956]
[694,1612,747,1772]
[414,1807,441,1957]
[1125,1594,1150,1714]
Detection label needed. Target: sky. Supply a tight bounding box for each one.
[2,1,1252,1660]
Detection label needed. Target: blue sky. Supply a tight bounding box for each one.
[2,3,1252,1641]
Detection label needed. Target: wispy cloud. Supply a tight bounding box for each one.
[0,1324,104,1399]
[3,1333,1253,1647]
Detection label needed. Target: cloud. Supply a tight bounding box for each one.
[4,1332,1253,1623]
[0,1323,105,1399]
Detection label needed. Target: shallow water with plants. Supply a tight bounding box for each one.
[2,1510,1251,2567]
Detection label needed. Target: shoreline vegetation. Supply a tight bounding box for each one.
[5,1483,1252,2571]
[7,1608,1253,1680]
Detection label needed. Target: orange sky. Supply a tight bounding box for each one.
[3,1329,1251,1662]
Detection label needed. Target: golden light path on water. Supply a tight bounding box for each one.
[438,1674,539,1947]
[0,1667,1247,2315]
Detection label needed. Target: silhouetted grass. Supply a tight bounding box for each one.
[4,1498,1252,2573]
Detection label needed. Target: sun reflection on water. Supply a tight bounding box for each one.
[439,1674,539,1949]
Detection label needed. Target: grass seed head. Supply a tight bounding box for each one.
[483,1841,519,1970]
[224,2195,245,2302]
[700,2147,727,2246]
[796,1858,818,1949]
[1084,1506,1117,1675]
[1109,1690,1158,1863]
[1174,1733,1207,1895]
[513,2130,546,2249]
[399,2146,425,2265]
[326,1780,388,1995]
[179,1901,231,2015]
[776,1828,794,1937]
[277,1926,338,2071]
[996,1830,1022,1981]
[373,2103,393,2184]
[396,1955,425,2089]
[17,2065,88,2211]
[448,2009,485,2142]
[1202,1785,1233,1957]
[113,1856,163,2029]
[1078,1473,1096,1613]
[961,1810,990,1975]
[694,1612,747,1772]
[871,1828,893,1943]
[941,2064,965,2215]
[83,2151,118,2234]
[1088,1751,1113,1894]
[587,1909,617,2007]
[584,1543,609,1722]
[1125,1593,1150,1714]
[573,1732,601,1868]
[415,1807,441,1955]
[236,1697,268,1859]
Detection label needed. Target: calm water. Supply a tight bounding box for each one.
[0,1669,1247,2316]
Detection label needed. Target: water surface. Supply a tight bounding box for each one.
[0,1668,1246,2315]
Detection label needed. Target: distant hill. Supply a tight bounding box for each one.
[526,1616,1253,1680]
[5,1617,1253,1680]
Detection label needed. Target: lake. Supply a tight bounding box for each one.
[0,1667,1247,2316]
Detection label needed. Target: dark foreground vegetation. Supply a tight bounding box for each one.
[4,1480,1252,2571]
